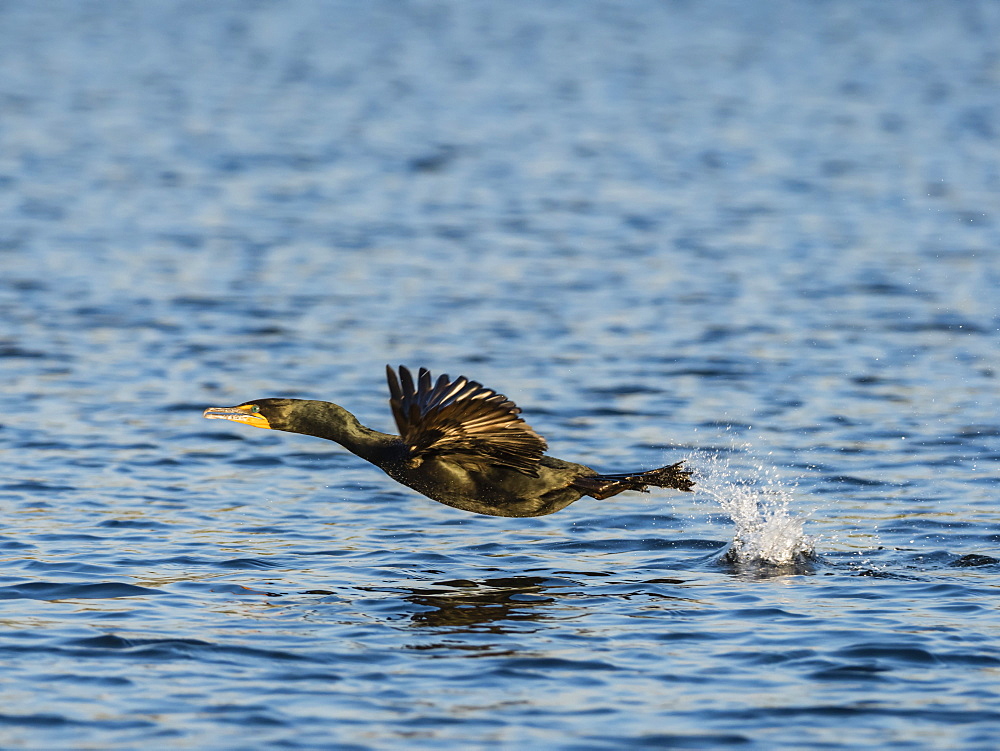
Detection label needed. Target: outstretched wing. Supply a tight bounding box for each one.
[386,365,547,476]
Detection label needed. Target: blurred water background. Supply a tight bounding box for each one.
[2,1,999,748]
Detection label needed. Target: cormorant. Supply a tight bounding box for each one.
[202,366,693,517]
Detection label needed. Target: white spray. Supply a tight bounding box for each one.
[689,446,816,566]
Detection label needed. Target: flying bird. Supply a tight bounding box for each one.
[203,366,693,517]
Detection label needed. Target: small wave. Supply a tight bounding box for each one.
[0,582,162,601]
[688,446,816,567]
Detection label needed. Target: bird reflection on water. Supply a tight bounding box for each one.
[393,576,557,633]
[358,574,691,636]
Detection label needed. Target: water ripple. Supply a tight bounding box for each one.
[0,582,162,600]
[2,2,999,749]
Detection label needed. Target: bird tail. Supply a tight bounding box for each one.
[572,461,694,500]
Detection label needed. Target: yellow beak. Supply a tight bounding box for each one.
[202,405,272,430]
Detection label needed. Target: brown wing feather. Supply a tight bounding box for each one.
[386,365,547,476]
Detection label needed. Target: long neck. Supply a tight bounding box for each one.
[283,401,397,462]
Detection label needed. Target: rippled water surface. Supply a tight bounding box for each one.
[3,2,1000,748]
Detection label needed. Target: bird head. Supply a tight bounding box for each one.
[202,398,298,431]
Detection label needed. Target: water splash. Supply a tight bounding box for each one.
[689,447,816,567]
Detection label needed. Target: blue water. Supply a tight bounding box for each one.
[2,1,999,748]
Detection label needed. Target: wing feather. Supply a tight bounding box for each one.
[386,365,547,476]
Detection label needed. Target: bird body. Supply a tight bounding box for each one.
[203,366,693,517]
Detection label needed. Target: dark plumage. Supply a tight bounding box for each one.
[203,366,694,517]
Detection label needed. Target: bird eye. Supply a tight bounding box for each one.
[249,405,260,414]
